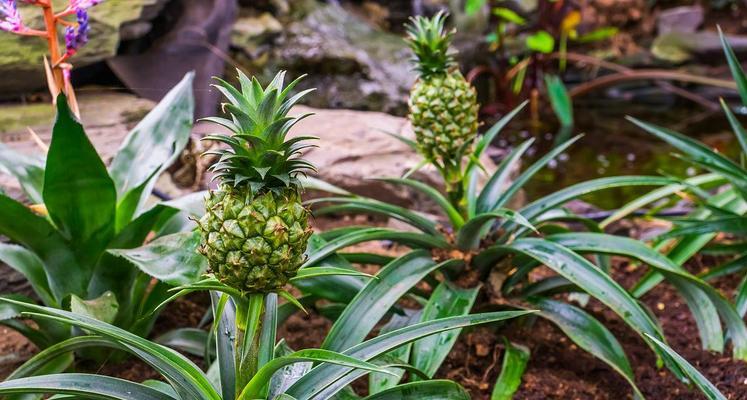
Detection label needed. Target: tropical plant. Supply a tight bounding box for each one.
[603,29,747,332]
[0,73,205,362]
[0,288,531,399]
[294,18,747,400]
[0,0,106,114]
[0,72,534,400]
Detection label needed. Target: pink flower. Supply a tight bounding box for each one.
[0,0,23,33]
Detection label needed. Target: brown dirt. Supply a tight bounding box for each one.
[2,217,747,399]
[438,256,747,400]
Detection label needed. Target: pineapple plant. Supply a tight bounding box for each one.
[405,11,478,200]
[198,70,315,294]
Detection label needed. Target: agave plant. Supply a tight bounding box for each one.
[0,71,533,400]
[602,29,747,362]
[0,74,205,362]
[293,16,747,400]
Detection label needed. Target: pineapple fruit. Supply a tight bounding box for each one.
[198,71,315,294]
[405,11,479,172]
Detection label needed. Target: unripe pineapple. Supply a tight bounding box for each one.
[198,71,315,293]
[405,11,479,169]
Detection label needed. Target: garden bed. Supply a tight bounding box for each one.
[1,217,745,399]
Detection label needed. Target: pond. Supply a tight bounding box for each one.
[493,95,745,210]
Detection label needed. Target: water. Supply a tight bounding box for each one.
[489,98,745,210]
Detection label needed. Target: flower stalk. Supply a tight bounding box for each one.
[1,0,103,115]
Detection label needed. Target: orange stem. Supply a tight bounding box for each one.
[40,1,64,92]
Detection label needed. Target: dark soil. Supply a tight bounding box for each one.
[2,220,747,399]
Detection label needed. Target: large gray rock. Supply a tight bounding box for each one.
[0,0,167,96]
[287,105,502,209]
[237,3,415,115]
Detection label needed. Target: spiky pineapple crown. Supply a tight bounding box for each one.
[203,70,317,194]
[405,11,457,78]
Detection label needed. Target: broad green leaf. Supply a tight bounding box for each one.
[490,339,529,400]
[527,297,641,398]
[44,95,116,263]
[108,231,207,286]
[526,31,555,53]
[0,142,45,204]
[0,194,83,301]
[412,282,479,378]
[545,75,573,127]
[645,334,727,400]
[322,250,460,352]
[70,291,119,325]
[115,169,160,233]
[109,73,194,211]
[0,374,178,400]
[365,380,470,399]
[0,243,55,307]
[157,191,208,235]
[286,311,535,399]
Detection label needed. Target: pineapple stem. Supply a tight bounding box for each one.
[236,293,275,395]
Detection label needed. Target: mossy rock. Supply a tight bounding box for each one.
[0,0,162,96]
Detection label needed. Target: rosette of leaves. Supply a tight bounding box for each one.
[0,73,206,364]
[600,32,747,391]
[303,102,747,398]
[0,225,532,400]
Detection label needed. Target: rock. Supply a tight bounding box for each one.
[0,93,155,198]
[232,13,283,57]
[287,106,502,210]
[657,6,703,35]
[652,31,747,63]
[0,0,168,96]
[243,3,414,115]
